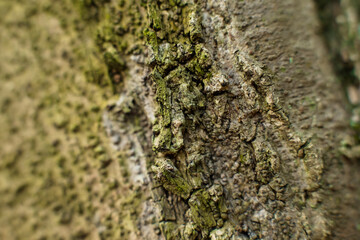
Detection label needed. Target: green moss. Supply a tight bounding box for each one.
[188,190,217,231]
[159,221,180,240]
[176,39,194,62]
[195,44,212,69]
[183,5,202,43]
[144,28,159,57]
[185,44,212,77]
[183,222,199,240]
[169,110,185,152]
[148,3,162,31]
[151,69,170,118]
[153,127,172,152]
[179,82,205,111]
[152,158,193,199]
[141,1,224,239]
[158,43,178,73]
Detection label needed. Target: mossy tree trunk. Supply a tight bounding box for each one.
[0,0,360,240]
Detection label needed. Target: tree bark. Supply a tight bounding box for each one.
[0,0,359,240]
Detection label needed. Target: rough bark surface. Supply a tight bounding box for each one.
[0,0,360,240]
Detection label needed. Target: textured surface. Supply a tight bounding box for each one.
[0,0,360,240]
[0,0,145,239]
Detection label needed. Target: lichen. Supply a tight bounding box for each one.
[183,5,202,43]
[146,1,212,158]
[159,221,180,240]
[209,222,237,240]
[152,158,193,199]
[188,190,217,232]
[142,1,230,238]
[183,185,228,238]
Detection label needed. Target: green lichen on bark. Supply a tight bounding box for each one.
[141,1,234,238]
[145,1,212,157]
[142,0,300,238]
[152,158,193,199]
[188,190,217,233]
[2,0,360,239]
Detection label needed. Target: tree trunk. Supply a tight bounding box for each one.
[0,0,359,240]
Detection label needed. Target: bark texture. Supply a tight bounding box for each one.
[0,0,360,240]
